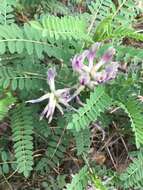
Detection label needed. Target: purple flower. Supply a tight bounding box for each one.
[26,68,71,123]
[71,43,118,88]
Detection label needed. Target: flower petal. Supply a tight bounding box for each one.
[46,102,56,123]
[56,103,64,115]
[91,47,115,74]
[46,94,56,123]
[40,93,56,122]
[87,42,101,69]
[72,50,89,73]
[47,67,57,92]
[105,62,119,80]
[72,55,83,72]
[93,62,118,83]
[40,103,49,120]
[26,93,50,104]
[101,47,115,64]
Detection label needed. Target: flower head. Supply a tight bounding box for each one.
[26,67,71,123]
[71,43,118,88]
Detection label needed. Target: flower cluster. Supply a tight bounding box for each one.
[26,43,118,122]
[72,43,118,88]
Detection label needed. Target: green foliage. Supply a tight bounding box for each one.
[31,15,88,41]
[73,127,91,155]
[18,0,40,7]
[66,166,89,190]
[0,0,142,189]
[93,15,113,41]
[0,65,45,90]
[116,45,143,62]
[67,86,112,131]
[0,150,14,174]
[0,91,16,120]
[0,0,15,25]
[93,0,143,41]
[113,0,141,25]
[0,23,73,59]
[36,128,68,174]
[41,175,67,190]
[66,165,107,190]
[120,152,143,189]
[11,104,34,177]
[42,0,70,15]
[116,98,143,148]
[88,0,114,22]
[111,27,143,42]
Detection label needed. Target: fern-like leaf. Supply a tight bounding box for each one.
[0,65,46,90]
[0,0,15,25]
[36,128,68,174]
[66,166,89,190]
[67,86,112,131]
[116,98,143,148]
[0,23,74,59]
[73,127,91,155]
[66,165,107,190]
[88,0,114,22]
[120,152,143,189]
[11,104,34,177]
[30,15,88,41]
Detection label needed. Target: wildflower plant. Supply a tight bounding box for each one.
[0,1,143,189]
[26,43,119,123]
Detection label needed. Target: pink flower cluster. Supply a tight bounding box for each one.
[72,43,118,88]
[26,43,118,122]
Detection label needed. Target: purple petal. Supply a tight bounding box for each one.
[100,47,115,64]
[72,50,89,73]
[91,47,115,72]
[72,55,83,72]
[47,67,56,91]
[87,42,101,69]
[93,62,118,83]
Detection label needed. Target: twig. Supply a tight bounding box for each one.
[106,146,117,170]
[112,122,128,153]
